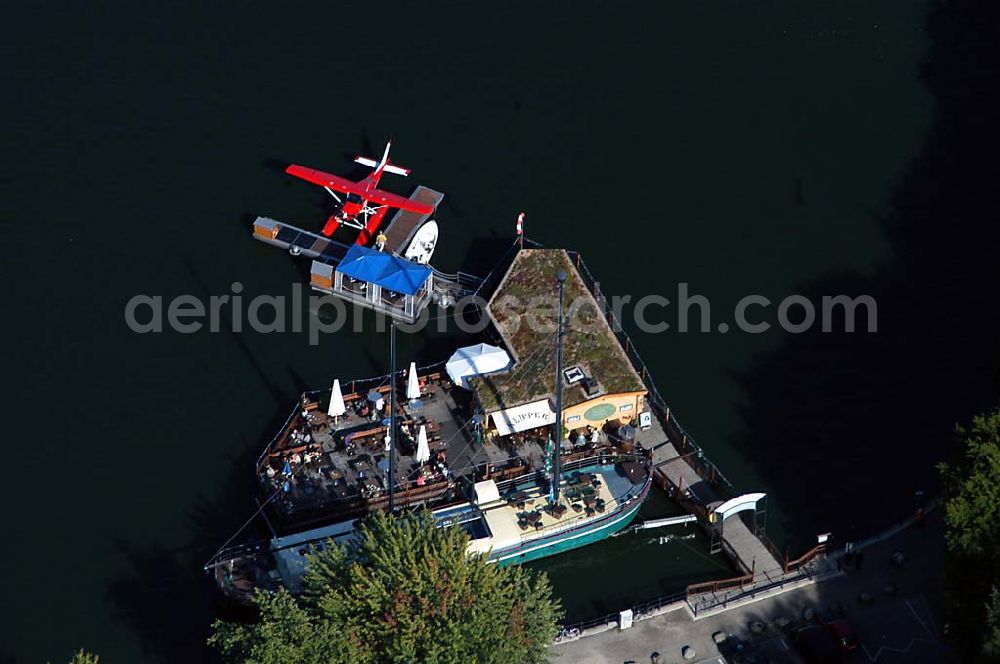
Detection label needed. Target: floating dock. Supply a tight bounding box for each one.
[381,186,443,255]
[251,186,484,323]
[252,217,351,263]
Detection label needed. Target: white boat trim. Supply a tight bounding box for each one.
[491,491,645,563]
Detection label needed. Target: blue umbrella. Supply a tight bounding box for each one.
[283,461,292,476]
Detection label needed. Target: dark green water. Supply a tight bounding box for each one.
[5,1,999,662]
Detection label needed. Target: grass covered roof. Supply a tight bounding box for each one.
[470,249,645,412]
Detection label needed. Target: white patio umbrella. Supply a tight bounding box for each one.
[415,425,431,463]
[406,361,421,400]
[328,379,346,418]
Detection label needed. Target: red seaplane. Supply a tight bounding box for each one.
[285,140,434,244]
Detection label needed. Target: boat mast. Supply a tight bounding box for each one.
[552,271,566,503]
[388,319,397,513]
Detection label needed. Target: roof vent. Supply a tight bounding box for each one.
[563,365,585,385]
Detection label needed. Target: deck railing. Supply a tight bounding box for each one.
[564,248,734,499]
[255,360,449,467]
[784,543,827,573]
[555,589,688,643]
[686,571,755,597]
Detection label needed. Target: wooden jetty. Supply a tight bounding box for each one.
[381,186,443,255]
[252,216,352,263]
[631,385,783,578]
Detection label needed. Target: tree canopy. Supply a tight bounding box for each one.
[939,407,1000,559]
[939,406,1000,660]
[210,511,563,664]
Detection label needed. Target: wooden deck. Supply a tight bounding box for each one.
[381,186,443,254]
[252,216,352,262]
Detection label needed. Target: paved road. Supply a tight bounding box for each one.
[552,511,956,664]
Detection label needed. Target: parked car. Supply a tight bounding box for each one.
[820,618,860,653]
[717,635,771,664]
[791,624,841,663]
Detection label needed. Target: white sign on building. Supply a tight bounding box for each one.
[490,399,557,436]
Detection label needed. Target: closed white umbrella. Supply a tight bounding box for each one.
[406,362,421,401]
[415,425,430,463]
[328,379,346,418]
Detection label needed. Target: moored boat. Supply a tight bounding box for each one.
[402,219,438,264]
[207,248,657,601]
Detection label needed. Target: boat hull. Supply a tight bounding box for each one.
[491,477,650,567]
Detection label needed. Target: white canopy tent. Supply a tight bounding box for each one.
[328,379,346,418]
[446,343,513,389]
[406,361,421,400]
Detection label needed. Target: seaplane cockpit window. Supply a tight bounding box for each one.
[346,193,363,204]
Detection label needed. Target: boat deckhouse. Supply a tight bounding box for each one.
[311,244,433,323]
[468,249,648,446]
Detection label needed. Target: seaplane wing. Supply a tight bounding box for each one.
[365,188,435,214]
[284,165,359,195]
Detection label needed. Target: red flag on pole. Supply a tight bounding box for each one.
[516,212,524,236]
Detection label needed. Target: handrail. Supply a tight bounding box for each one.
[556,588,688,640]
[686,571,755,597]
[785,543,826,572]
[562,247,734,497]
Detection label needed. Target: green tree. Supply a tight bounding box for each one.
[939,406,1000,661]
[210,511,562,664]
[66,651,99,664]
[939,407,1000,558]
[985,586,1000,658]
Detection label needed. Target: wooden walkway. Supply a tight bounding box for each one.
[637,417,782,576]
[252,217,352,262]
[381,186,443,254]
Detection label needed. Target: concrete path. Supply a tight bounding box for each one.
[552,511,956,663]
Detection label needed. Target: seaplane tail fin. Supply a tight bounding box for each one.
[355,141,411,176]
[353,156,411,176]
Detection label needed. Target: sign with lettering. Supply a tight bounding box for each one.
[491,399,557,436]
